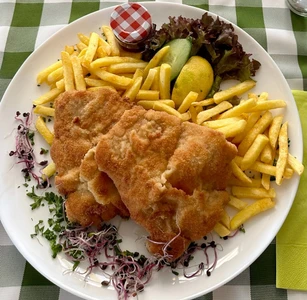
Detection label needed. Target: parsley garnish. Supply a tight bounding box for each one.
[72,261,80,271]
[28,188,65,258]
[50,240,62,258]
[27,186,44,209]
[43,228,57,241]
[45,192,64,221]
[31,220,44,238]
[239,225,245,233]
[40,148,49,155]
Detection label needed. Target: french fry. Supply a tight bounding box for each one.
[214,222,230,237]
[151,66,160,91]
[141,68,158,90]
[101,25,120,56]
[132,68,144,80]
[218,98,257,119]
[108,62,148,74]
[284,168,294,179]
[48,83,56,90]
[55,79,65,90]
[33,87,63,105]
[87,86,116,92]
[82,32,100,67]
[269,114,283,149]
[232,186,276,199]
[77,33,90,45]
[288,153,304,175]
[230,160,252,183]
[47,67,63,83]
[213,79,256,104]
[230,198,275,230]
[248,92,258,101]
[96,46,108,58]
[232,156,243,165]
[159,63,171,100]
[33,105,55,117]
[71,55,86,91]
[202,117,243,129]
[219,210,231,229]
[76,42,87,51]
[98,37,112,56]
[84,77,111,87]
[121,73,134,79]
[61,51,75,91]
[42,162,56,180]
[152,102,182,118]
[86,74,101,80]
[35,116,54,145]
[90,67,133,89]
[241,134,269,170]
[253,161,293,179]
[189,105,202,124]
[260,142,274,164]
[90,56,143,68]
[261,173,271,190]
[180,111,191,121]
[228,195,249,210]
[178,91,199,114]
[238,111,273,156]
[234,156,293,179]
[191,98,214,107]
[136,90,159,100]
[37,60,62,84]
[252,171,262,180]
[137,100,175,109]
[197,101,233,124]
[276,122,288,185]
[64,45,75,55]
[216,119,247,138]
[143,46,170,78]
[78,47,88,59]
[247,100,286,112]
[258,92,269,101]
[232,112,261,144]
[122,76,143,102]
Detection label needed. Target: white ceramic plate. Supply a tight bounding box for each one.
[0,2,303,300]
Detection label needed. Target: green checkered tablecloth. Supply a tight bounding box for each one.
[0,0,306,300]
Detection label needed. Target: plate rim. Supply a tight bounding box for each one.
[0,2,303,300]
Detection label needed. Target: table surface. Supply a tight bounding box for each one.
[0,1,306,300]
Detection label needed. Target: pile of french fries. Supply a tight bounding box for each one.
[33,25,304,237]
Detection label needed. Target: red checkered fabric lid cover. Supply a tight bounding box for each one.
[110,3,152,43]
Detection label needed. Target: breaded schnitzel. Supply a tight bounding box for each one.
[50,89,132,226]
[51,89,237,259]
[79,147,129,216]
[94,106,237,259]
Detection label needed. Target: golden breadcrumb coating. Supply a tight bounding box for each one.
[51,89,132,225]
[95,106,237,259]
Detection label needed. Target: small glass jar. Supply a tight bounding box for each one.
[287,0,307,17]
[110,3,153,51]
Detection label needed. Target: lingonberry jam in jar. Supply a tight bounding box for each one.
[110,3,153,51]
